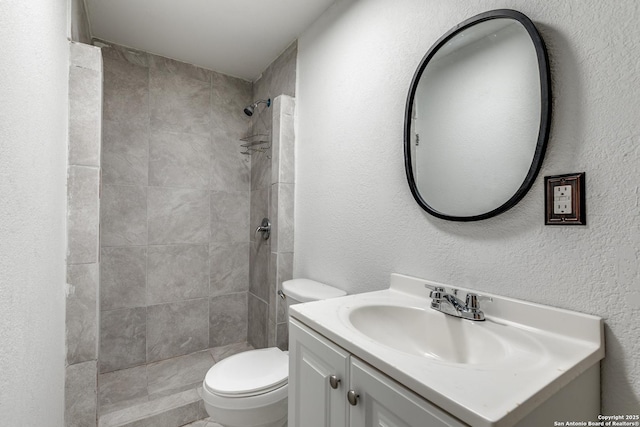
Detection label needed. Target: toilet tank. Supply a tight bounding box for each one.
[282,279,346,308]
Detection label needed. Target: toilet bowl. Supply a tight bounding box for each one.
[202,279,346,427]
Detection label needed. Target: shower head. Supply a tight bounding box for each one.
[243,98,271,116]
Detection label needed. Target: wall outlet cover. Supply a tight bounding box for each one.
[544,173,586,225]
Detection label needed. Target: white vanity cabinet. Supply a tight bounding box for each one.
[289,318,466,427]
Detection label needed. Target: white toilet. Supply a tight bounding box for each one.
[202,279,346,427]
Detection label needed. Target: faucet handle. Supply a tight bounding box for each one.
[465,293,493,310]
[424,284,446,300]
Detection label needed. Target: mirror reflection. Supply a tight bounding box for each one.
[405,10,550,221]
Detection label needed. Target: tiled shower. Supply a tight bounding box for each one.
[65,38,296,426]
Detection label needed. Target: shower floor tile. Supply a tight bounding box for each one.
[98,342,253,425]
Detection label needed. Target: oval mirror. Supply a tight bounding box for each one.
[404,9,551,221]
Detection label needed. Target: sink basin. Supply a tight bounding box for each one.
[290,274,604,427]
[347,304,507,364]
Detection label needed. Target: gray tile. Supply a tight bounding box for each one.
[250,188,269,244]
[149,54,211,83]
[250,146,272,191]
[100,307,147,373]
[65,361,97,427]
[271,95,296,185]
[103,55,149,124]
[99,388,206,427]
[147,245,209,304]
[100,246,147,311]
[66,263,98,364]
[70,42,102,71]
[271,183,295,253]
[98,365,148,414]
[149,130,211,189]
[148,187,210,245]
[276,322,289,352]
[248,294,268,349]
[100,185,147,247]
[209,342,253,363]
[249,241,269,303]
[211,72,252,140]
[147,350,214,397]
[209,293,248,348]
[100,42,150,68]
[102,119,149,186]
[150,68,211,136]
[268,41,297,98]
[210,134,251,192]
[275,252,293,324]
[147,299,209,362]
[67,166,99,264]
[209,242,249,296]
[210,191,250,243]
[69,65,102,167]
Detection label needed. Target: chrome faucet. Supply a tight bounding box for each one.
[425,285,492,321]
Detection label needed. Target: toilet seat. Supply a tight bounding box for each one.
[204,348,288,398]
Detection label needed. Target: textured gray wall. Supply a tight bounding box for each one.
[296,0,640,414]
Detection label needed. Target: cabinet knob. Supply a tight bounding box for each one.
[329,375,341,389]
[347,390,359,406]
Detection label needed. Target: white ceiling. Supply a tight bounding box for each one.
[84,0,336,81]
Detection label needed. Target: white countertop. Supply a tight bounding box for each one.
[289,273,604,427]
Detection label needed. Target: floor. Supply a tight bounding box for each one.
[98,342,253,427]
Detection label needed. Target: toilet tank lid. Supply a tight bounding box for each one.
[282,278,346,302]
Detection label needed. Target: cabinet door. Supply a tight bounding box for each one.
[289,318,350,427]
[348,358,467,427]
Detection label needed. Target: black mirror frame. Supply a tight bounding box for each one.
[404,9,552,222]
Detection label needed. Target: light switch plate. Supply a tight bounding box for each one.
[545,173,586,225]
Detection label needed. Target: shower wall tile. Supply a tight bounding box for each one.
[100,307,147,373]
[98,365,148,414]
[250,188,270,243]
[252,41,296,107]
[270,183,295,253]
[149,130,211,189]
[147,187,210,244]
[147,298,209,362]
[70,41,102,72]
[69,65,102,167]
[210,190,250,243]
[250,150,271,191]
[147,350,214,399]
[247,293,268,349]
[210,242,249,296]
[100,184,148,247]
[102,119,149,186]
[249,241,269,303]
[66,263,98,364]
[209,342,253,362]
[211,72,252,139]
[103,56,149,124]
[272,252,293,324]
[210,135,250,192]
[268,41,297,98]
[271,95,296,185]
[150,68,211,136]
[209,293,248,347]
[67,166,100,264]
[65,360,97,427]
[276,322,289,352]
[149,54,211,83]
[100,41,150,67]
[100,246,147,311]
[147,244,209,304]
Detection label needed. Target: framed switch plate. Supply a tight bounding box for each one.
[544,173,586,225]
